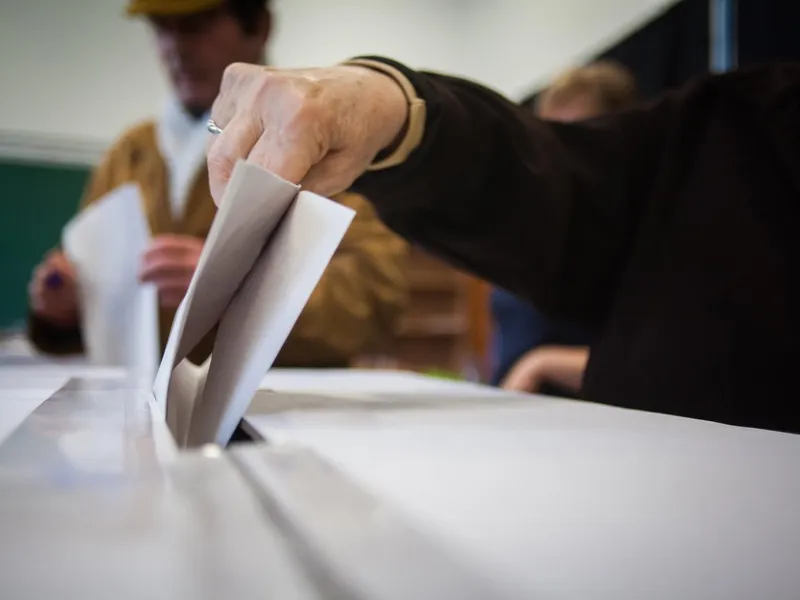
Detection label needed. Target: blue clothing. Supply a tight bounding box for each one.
[489,288,594,395]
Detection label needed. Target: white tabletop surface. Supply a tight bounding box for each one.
[0,364,176,482]
[247,394,800,600]
[0,365,127,443]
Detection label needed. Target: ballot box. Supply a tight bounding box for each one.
[2,365,800,600]
[0,365,503,599]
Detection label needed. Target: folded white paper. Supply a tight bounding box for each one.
[153,161,355,448]
[62,184,159,385]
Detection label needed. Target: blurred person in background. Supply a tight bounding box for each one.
[492,61,637,396]
[27,0,408,367]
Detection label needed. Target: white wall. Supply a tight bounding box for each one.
[0,0,680,163]
[0,0,169,160]
[460,0,680,98]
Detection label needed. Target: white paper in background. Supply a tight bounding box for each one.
[154,161,354,448]
[62,184,158,386]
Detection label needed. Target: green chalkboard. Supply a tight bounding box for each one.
[0,160,90,329]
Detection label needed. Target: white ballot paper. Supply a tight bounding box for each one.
[153,161,354,448]
[62,184,159,385]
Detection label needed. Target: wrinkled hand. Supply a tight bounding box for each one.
[139,235,203,309]
[207,62,408,202]
[29,251,80,326]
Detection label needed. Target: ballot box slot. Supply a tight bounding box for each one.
[241,388,535,443]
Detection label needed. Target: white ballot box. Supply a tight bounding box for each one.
[0,366,509,600]
[0,365,177,485]
[2,364,800,600]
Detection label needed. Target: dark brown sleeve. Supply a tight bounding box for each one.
[352,57,681,329]
[27,312,83,355]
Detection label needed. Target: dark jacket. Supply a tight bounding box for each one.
[355,59,800,433]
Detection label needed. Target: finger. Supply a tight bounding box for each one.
[150,233,192,245]
[142,243,200,268]
[30,279,45,308]
[211,62,255,129]
[211,63,284,127]
[154,276,194,292]
[245,119,321,185]
[140,258,194,283]
[299,150,370,197]
[31,296,44,313]
[33,264,63,294]
[159,290,187,309]
[500,371,526,392]
[147,235,202,254]
[32,288,77,319]
[156,282,192,308]
[153,279,193,296]
[37,307,79,327]
[30,265,53,299]
[32,263,48,284]
[45,251,69,269]
[142,246,185,265]
[207,111,263,204]
[45,253,77,282]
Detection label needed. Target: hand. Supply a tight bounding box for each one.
[207,62,408,201]
[139,235,204,309]
[501,349,550,394]
[29,251,80,326]
[501,346,589,395]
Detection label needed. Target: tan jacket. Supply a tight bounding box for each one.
[29,121,409,366]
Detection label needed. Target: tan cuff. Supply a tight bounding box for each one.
[342,58,427,171]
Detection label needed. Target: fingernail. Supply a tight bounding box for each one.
[45,273,63,289]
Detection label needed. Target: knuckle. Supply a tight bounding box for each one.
[221,62,249,88]
[294,95,323,125]
[282,94,325,145]
[295,78,325,115]
[255,73,324,123]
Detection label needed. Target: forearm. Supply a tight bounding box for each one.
[354,58,671,327]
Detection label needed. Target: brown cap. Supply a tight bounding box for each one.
[126,0,225,16]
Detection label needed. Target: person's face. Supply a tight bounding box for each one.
[149,8,269,114]
[538,96,601,123]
